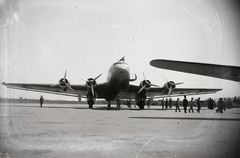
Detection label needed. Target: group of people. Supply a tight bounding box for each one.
[167,95,201,113]
[161,98,173,109]
[215,98,233,113]
[39,95,231,114]
[180,95,201,113]
[162,96,229,114]
[161,96,201,113]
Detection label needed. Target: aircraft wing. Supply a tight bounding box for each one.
[1,82,88,97]
[146,87,222,98]
[2,82,222,100]
[150,59,240,82]
[123,85,222,99]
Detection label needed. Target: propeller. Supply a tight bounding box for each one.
[79,73,102,96]
[163,75,184,95]
[51,70,74,91]
[137,72,160,94]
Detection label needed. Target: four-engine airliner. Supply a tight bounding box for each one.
[2,57,222,109]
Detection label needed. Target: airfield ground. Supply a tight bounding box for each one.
[0,103,240,158]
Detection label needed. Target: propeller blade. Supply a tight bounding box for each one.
[94,73,102,81]
[175,82,184,85]
[168,86,172,96]
[150,83,160,87]
[50,83,60,87]
[66,83,74,91]
[142,71,146,80]
[79,77,89,82]
[64,69,67,80]
[163,75,168,82]
[138,85,146,94]
[91,85,94,96]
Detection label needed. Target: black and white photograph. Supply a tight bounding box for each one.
[0,0,240,157]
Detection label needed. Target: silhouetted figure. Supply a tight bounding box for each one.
[116,95,121,111]
[223,98,227,111]
[233,96,237,103]
[182,95,188,113]
[196,98,201,113]
[169,98,172,108]
[216,98,224,113]
[162,99,164,109]
[188,98,194,113]
[147,99,151,108]
[39,95,44,107]
[165,98,168,109]
[208,98,214,109]
[226,98,232,109]
[175,98,181,112]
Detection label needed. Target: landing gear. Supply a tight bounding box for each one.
[125,100,131,108]
[138,99,145,110]
[136,93,146,110]
[87,99,94,109]
[87,93,95,109]
[107,101,111,108]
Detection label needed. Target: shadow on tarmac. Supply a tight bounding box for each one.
[129,116,240,121]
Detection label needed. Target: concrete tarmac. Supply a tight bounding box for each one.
[0,103,240,158]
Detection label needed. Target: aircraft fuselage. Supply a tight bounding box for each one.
[105,60,130,101]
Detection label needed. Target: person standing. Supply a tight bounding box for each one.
[175,98,181,112]
[116,95,121,111]
[147,99,151,108]
[196,97,201,113]
[39,95,44,107]
[169,98,172,108]
[165,98,168,109]
[162,99,164,109]
[188,98,194,113]
[216,98,224,113]
[182,95,188,113]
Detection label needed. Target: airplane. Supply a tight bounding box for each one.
[150,59,240,82]
[2,57,222,109]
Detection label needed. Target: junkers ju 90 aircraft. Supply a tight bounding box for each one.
[2,57,222,109]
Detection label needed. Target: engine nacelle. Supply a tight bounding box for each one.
[51,70,74,91]
[85,78,97,88]
[85,78,98,99]
[163,81,176,90]
[139,79,151,91]
[59,78,71,87]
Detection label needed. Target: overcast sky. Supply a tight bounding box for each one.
[0,0,240,100]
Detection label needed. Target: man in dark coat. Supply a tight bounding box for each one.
[196,97,201,113]
[182,95,188,113]
[39,95,44,107]
[116,95,121,111]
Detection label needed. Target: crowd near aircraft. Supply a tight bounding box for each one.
[150,59,240,82]
[2,57,222,109]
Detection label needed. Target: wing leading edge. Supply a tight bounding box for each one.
[126,85,222,99]
[2,82,222,100]
[1,82,87,97]
[150,59,240,82]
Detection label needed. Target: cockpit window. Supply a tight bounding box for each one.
[113,61,128,66]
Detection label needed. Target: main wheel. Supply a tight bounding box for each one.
[139,100,145,110]
[107,102,111,108]
[88,99,94,109]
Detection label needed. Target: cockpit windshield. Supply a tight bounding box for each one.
[113,61,128,66]
[112,56,128,66]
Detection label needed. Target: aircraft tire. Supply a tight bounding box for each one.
[139,101,145,110]
[88,99,94,109]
